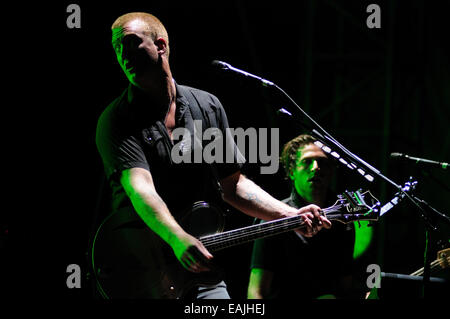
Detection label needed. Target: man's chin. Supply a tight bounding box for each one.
[128,74,148,89]
[309,180,324,189]
[311,185,327,196]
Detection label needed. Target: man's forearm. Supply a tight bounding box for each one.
[120,167,213,272]
[222,175,295,221]
[128,188,186,246]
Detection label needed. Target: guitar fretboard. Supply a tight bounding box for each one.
[199,205,346,251]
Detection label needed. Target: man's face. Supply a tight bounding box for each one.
[290,143,333,204]
[112,19,161,88]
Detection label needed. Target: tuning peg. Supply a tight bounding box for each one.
[355,190,367,206]
[343,190,359,207]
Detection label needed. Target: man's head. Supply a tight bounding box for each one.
[281,134,333,205]
[111,12,170,89]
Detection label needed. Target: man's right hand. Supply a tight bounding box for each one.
[171,232,214,273]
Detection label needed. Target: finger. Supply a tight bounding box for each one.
[302,223,314,236]
[188,255,210,272]
[186,250,210,273]
[301,212,314,220]
[308,224,321,235]
[196,263,210,272]
[320,216,332,229]
[316,210,324,226]
[297,214,315,237]
[190,262,204,273]
[305,205,324,228]
[189,247,212,272]
[302,229,313,237]
[299,204,320,215]
[197,244,214,260]
[184,255,201,273]
[180,257,195,272]
[301,214,313,228]
[314,219,323,231]
[311,206,322,219]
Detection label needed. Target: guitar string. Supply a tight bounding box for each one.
[200,218,304,245]
[199,210,346,249]
[410,260,440,276]
[199,208,348,247]
[199,201,374,249]
[200,220,306,249]
[415,257,450,274]
[411,257,449,276]
[411,266,438,276]
[199,207,343,246]
[201,216,343,250]
[410,256,450,276]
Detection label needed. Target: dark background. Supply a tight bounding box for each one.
[3,0,449,301]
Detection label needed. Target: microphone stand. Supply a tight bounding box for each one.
[408,195,450,297]
[213,61,449,298]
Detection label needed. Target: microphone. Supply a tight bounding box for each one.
[390,152,448,170]
[211,60,274,87]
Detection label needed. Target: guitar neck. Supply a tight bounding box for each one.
[199,205,345,252]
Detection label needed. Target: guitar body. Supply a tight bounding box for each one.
[91,202,226,299]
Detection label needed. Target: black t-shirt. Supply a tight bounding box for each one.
[96,82,244,218]
[250,192,355,299]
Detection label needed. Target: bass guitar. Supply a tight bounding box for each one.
[91,189,381,299]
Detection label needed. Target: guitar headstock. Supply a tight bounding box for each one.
[324,189,381,224]
[437,248,450,270]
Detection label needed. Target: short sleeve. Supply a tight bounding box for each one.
[96,106,149,182]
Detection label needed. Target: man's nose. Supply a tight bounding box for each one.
[311,160,320,171]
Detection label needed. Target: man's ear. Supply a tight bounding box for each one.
[155,37,167,56]
[288,169,295,181]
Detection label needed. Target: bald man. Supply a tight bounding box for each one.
[96,12,331,299]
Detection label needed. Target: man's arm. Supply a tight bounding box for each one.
[248,268,274,299]
[220,171,331,236]
[120,167,213,272]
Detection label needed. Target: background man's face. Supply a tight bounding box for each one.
[291,143,333,204]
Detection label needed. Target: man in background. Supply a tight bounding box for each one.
[248,134,356,299]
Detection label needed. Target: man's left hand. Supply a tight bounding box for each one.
[294,204,331,237]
